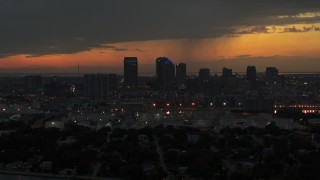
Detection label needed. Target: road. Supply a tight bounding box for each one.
[153,136,168,176]
[0,170,121,180]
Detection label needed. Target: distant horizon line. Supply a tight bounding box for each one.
[0,71,319,77]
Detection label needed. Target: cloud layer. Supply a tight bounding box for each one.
[1,0,320,57]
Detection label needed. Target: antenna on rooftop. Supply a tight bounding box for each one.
[77,63,80,80]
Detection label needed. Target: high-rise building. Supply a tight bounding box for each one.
[265,67,279,80]
[0,77,14,93]
[199,68,211,94]
[186,76,199,92]
[246,66,257,81]
[44,78,70,97]
[222,67,232,77]
[176,63,187,86]
[107,74,117,91]
[199,68,210,83]
[84,74,117,98]
[156,57,175,90]
[124,57,138,87]
[222,67,236,90]
[25,75,42,92]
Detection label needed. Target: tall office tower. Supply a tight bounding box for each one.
[222,67,237,89]
[0,77,13,93]
[124,57,138,87]
[176,63,187,86]
[222,67,232,77]
[25,75,42,92]
[265,67,279,81]
[84,74,117,99]
[156,57,176,90]
[199,68,210,83]
[246,66,257,81]
[107,74,117,92]
[199,68,211,94]
[186,76,199,92]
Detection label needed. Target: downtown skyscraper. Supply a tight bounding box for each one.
[246,66,257,82]
[156,57,175,90]
[176,63,187,87]
[124,57,138,87]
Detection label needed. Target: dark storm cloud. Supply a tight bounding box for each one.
[238,26,270,34]
[235,25,320,34]
[235,55,252,58]
[100,45,129,52]
[282,25,320,33]
[1,0,320,57]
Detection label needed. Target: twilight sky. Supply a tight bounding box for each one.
[1,0,320,74]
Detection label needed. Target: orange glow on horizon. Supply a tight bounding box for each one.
[1,23,320,73]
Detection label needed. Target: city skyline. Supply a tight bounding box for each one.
[2,1,320,179]
[1,1,320,73]
[0,57,318,76]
